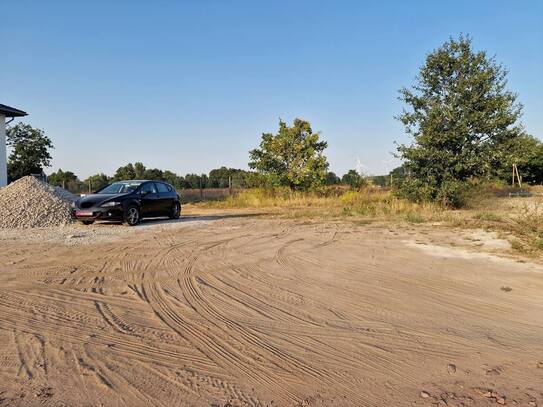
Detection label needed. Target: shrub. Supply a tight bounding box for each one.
[395,178,470,208]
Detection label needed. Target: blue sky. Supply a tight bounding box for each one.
[2,0,542,178]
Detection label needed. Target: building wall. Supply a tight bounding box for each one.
[0,114,6,187]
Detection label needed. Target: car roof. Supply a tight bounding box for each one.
[117,180,171,185]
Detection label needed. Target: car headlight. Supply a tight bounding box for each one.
[100,201,120,207]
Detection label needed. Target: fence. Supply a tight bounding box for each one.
[178,188,242,203]
[49,179,243,202]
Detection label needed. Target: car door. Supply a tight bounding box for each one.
[139,182,160,216]
[156,182,174,215]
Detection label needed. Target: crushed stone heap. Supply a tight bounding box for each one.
[0,176,78,228]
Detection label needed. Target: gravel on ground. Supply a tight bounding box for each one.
[0,176,77,229]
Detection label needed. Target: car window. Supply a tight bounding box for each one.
[140,182,157,194]
[156,183,169,193]
[97,181,142,194]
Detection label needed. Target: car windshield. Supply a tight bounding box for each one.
[97,182,142,194]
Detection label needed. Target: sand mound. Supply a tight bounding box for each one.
[0,176,77,228]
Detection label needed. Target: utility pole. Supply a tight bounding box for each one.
[515,164,522,188]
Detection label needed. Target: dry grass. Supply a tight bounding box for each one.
[198,187,543,255]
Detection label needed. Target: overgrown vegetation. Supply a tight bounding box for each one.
[200,185,543,254]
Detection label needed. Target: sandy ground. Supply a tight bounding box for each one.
[0,210,542,406]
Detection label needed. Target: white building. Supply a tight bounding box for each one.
[0,104,28,187]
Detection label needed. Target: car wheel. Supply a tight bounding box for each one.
[169,202,181,219]
[124,206,140,226]
[79,220,94,225]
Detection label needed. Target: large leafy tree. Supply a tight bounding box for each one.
[396,35,525,206]
[6,123,54,181]
[249,118,329,190]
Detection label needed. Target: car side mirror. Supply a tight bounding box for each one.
[140,190,150,196]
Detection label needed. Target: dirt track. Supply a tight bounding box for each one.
[0,213,542,406]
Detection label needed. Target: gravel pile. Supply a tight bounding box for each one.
[0,176,77,228]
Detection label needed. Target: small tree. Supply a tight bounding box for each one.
[497,134,543,185]
[113,163,136,180]
[184,173,207,189]
[134,162,146,179]
[521,138,543,184]
[342,170,365,189]
[143,168,164,180]
[325,171,341,185]
[6,123,54,181]
[163,170,184,189]
[85,173,110,191]
[249,118,329,190]
[48,169,78,187]
[396,35,525,206]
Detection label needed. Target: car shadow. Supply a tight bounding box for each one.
[89,212,270,227]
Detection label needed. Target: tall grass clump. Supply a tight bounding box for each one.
[511,204,543,252]
[197,184,543,253]
[203,187,449,222]
[216,187,345,209]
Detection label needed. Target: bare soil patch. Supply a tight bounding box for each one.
[0,210,542,406]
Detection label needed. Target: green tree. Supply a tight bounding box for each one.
[6,123,54,181]
[389,166,408,185]
[369,175,388,187]
[249,118,329,190]
[134,162,146,179]
[163,170,184,188]
[208,166,232,188]
[48,169,78,187]
[113,163,136,180]
[143,168,164,180]
[84,173,110,191]
[521,139,543,184]
[208,167,255,188]
[184,173,208,189]
[396,35,525,206]
[325,171,341,185]
[341,170,365,189]
[499,135,543,185]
